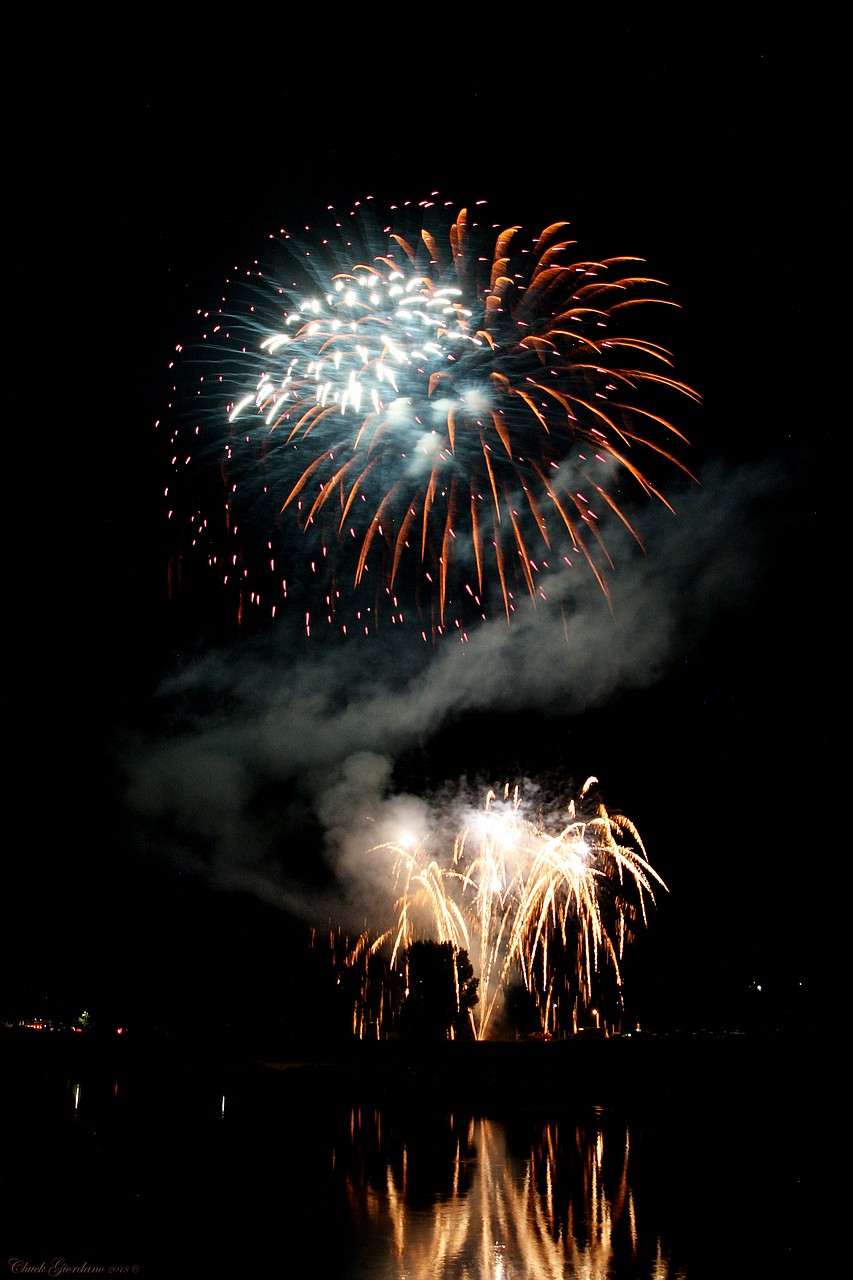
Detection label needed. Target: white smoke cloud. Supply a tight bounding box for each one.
[120,455,788,928]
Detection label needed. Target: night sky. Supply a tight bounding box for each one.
[4,28,837,1041]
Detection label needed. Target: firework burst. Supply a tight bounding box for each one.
[160,195,699,642]
[367,777,664,1040]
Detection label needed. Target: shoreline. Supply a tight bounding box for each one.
[0,1025,815,1112]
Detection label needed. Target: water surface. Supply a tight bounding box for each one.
[1,1035,820,1277]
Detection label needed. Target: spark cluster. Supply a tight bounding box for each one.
[160,195,698,642]
[344,778,664,1040]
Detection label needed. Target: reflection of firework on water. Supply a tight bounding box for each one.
[338,776,664,1040]
[342,1109,686,1278]
[161,196,698,641]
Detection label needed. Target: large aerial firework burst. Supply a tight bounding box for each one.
[332,777,665,1040]
[161,195,699,641]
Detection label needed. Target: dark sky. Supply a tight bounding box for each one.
[4,30,838,1035]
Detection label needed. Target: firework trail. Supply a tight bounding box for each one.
[363,778,664,1040]
[160,195,698,642]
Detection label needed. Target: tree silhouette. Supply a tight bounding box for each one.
[399,940,479,1042]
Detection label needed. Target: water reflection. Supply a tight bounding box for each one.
[337,1107,686,1279]
[2,1044,814,1278]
